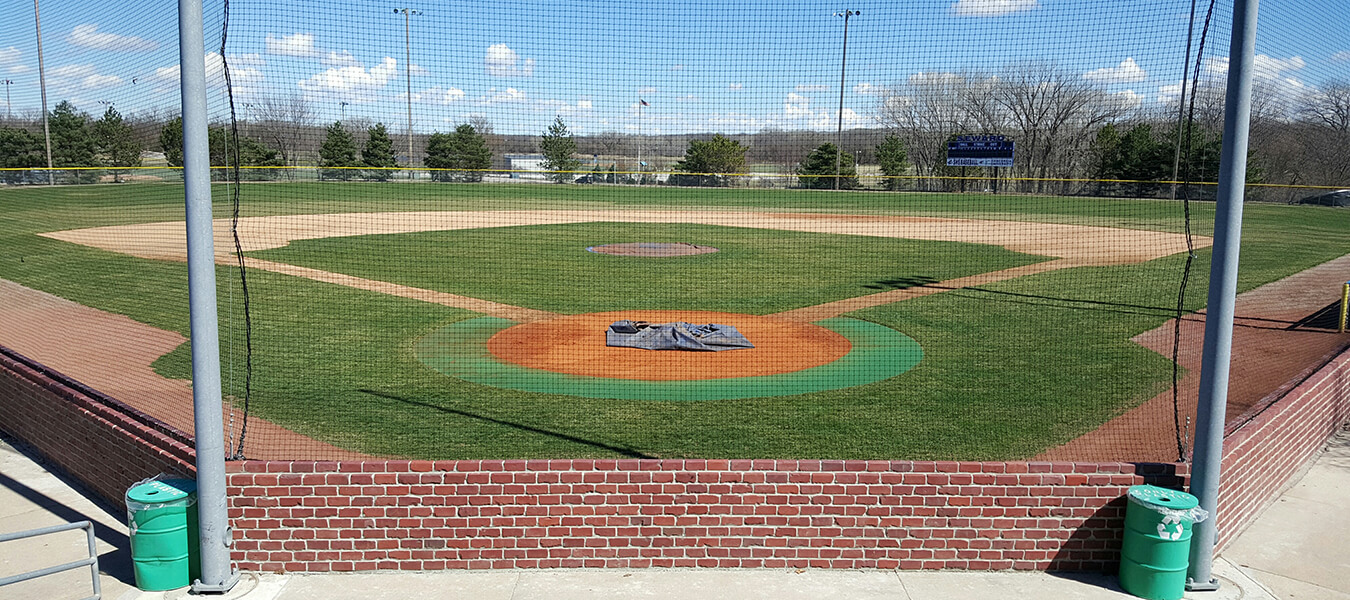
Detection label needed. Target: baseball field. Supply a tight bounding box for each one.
[2,182,1347,461]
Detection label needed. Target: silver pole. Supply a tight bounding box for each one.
[1186,0,1259,591]
[179,0,238,593]
[834,10,857,191]
[34,0,53,185]
[400,9,416,180]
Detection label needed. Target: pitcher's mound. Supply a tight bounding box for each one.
[487,311,849,380]
[586,242,718,257]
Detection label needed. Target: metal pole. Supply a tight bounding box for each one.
[3,80,11,120]
[1186,0,1259,591]
[404,9,414,180]
[834,10,855,191]
[179,0,239,593]
[34,0,53,185]
[637,96,643,181]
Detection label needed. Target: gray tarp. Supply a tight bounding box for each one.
[605,320,755,351]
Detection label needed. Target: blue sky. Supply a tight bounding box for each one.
[1,0,1347,135]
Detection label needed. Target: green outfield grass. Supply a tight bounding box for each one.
[250,222,1046,315]
[1,182,1348,459]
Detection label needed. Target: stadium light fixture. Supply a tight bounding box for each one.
[339,100,350,122]
[394,8,423,179]
[833,9,859,191]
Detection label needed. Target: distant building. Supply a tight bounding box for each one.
[504,154,547,180]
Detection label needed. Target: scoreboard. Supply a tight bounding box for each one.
[946,135,1015,168]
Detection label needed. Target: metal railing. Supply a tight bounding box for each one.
[0,521,100,600]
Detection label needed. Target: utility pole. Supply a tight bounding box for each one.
[2,80,12,121]
[34,0,53,185]
[833,9,859,191]
[179,0,238,593]
[394,8,421,180]
[1186,0,1259,592]
[339,101,349,123]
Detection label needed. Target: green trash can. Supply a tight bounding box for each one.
[126,478,200,591]
[1118,484,1209,600]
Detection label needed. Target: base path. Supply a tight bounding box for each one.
[0,279,370,460]
[1039,252,1350,462]
[41,209,1208,323]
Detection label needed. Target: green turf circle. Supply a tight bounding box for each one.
[414,317,923,401]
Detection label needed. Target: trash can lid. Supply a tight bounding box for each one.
[1127,484,1199,511]
[126,478,197,504]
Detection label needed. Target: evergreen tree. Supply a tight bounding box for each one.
[669,134,747,187]
[425,124,492,182]
[239,137,285,181]
[92,107,142,183]
[797,143,858,189]
[318,121,359,180]
[875,135,909,191]
[159,117,184,167]
[48,101,98,183]
[538,116,580,183]
[0,127,45,184]
[361,123,398,181]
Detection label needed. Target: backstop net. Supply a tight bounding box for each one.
[0,0,1346,462]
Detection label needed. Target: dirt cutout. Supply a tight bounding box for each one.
[487,311,850,380]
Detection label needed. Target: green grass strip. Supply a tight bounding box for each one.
[415,317,922,401]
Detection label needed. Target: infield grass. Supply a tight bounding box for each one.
[2,182,1348,459]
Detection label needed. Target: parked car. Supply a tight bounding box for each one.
[1297,189,1350,207]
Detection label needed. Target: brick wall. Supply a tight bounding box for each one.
[0,345,196,509]
[1215,347,1350,549]
[224,459,1189,572]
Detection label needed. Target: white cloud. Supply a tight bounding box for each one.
[577,100,593,109]
[853,82,880,95]
[671,64,685,71]
[1084,57,1147,83]
[784,93,811,117]
[0,47,20,66]
[1334,51,1350,62]
[50,64,123,90]
[810,108,868,129]
[266,33,319,58]
[479,87,526,104]
[951,0,1037,16]
[485,44,534,77]
[298,57,397,103]
[151,52,265,97]
[322,50,359,68]
[795,84,829,92]
[1111,89,1142,111]
[729,83,743,90]
[412,86,465,105]
[68,24,158,52]
[410,63,430,77]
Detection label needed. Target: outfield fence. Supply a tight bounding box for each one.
[0,0,1347,471]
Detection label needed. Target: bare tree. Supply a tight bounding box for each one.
[1299,82,1350,132]
[877,72,976,188]
[991,62,1121,192]
[252,93,315,175]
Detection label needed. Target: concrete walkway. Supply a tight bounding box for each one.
[2,431,1346,600]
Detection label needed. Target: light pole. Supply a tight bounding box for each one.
[833,9,859,191]
[339,100,349,122]
[2,80,12,121]
[394,8,421,180]
[34,0,53,185]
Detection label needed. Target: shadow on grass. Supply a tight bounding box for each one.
[357,389,656,459]
[924,285,1325,332]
